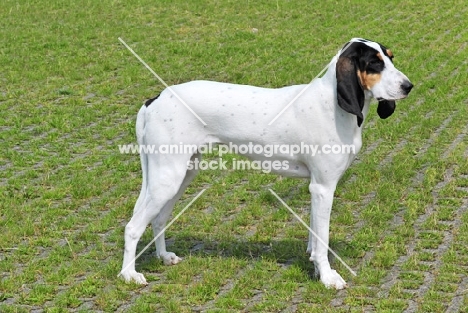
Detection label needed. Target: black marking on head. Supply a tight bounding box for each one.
[337,40,395,126]
[379,44,394,63]
[354,38,370,43]
[145,94,160,107]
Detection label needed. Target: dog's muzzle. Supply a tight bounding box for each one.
[401,80,413,95]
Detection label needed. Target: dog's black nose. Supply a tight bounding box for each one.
[401,81,413,94]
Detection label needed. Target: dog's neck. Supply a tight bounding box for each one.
[361,91,372,124]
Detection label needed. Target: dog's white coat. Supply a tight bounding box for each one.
[120,39,411,289]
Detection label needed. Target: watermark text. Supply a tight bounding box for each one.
[118,142,356,157]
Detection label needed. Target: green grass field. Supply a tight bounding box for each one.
[1,0,468,312]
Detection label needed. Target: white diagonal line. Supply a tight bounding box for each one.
[118,188,207,277]
[118,37,207,126]
[268,188,357,277]
[268,41,355,126]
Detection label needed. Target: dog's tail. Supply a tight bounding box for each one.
[136,104,146,149]
[134,104,148,213]
[134,93,161,213]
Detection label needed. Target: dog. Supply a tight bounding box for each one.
[120,38,413,289]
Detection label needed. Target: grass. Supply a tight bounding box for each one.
[1,0,468,311]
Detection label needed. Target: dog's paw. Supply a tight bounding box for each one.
[119,270,148,285]
[160,252,182,266]
[320,269,347,290]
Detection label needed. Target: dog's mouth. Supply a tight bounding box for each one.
[376,94,408,101]
[376,82,413,101]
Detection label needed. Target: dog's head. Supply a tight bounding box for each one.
[335,38,413,126]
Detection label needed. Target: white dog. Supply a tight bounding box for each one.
[120,38,412,289]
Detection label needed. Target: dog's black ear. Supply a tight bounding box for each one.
[336,47,365,127]
[377,100,396,119]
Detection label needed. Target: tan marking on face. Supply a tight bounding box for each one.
[376,52,383,61]
[357,70,382,90]
[386,49,393,58]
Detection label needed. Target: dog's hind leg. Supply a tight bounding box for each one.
[120,153,192,284]
[151,153,200,266]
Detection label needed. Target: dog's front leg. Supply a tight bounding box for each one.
[308,182,347,289]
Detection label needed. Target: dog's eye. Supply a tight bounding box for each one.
[366,59,384,73]
[368,59,384,69]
